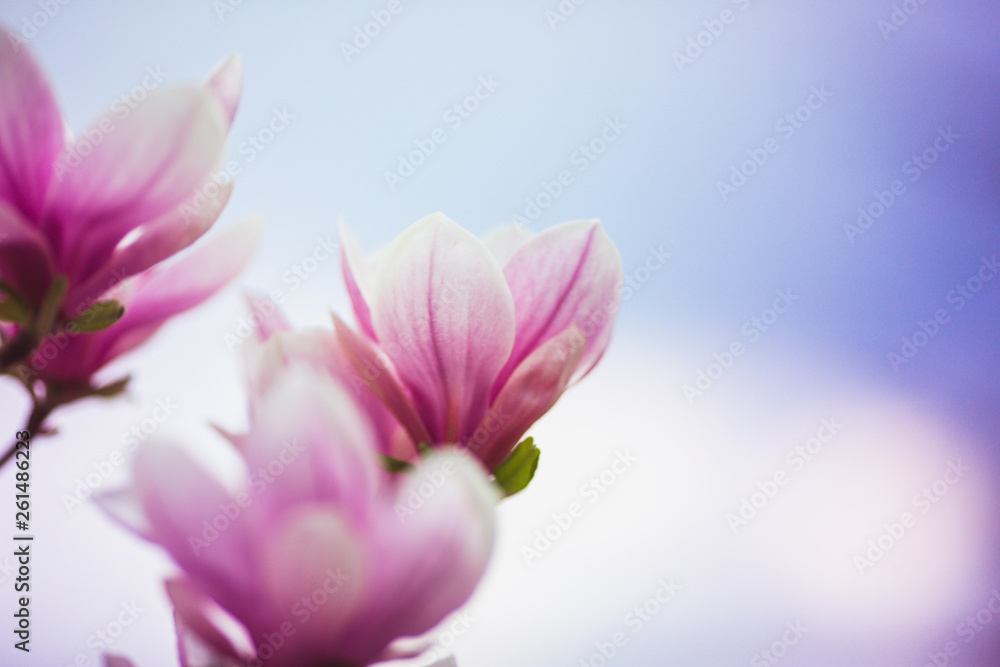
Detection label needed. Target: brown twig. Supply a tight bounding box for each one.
[0,399,53,468]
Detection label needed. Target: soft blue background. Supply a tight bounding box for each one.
[0,1,998,666]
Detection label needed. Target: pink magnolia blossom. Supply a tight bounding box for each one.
[99,364,497,667]
[0,24,245,339]
[240,296,417,461]
[24,217,261,383]
[337,213,623,469]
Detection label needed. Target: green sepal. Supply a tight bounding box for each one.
[69,300,125,333]
[36,275,68,335]
[0,298,29,325]
[494,437,540,498]
[380,454,415,473]
[93,375,131,398]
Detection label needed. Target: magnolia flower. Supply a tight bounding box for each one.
[23,218,261,383]
[99,365,497,667]
[0,23,244,361]
[240,296,417,460]
[336,213,623,469]
[0,25,261,456]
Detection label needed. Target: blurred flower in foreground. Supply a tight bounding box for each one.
[240,296,416,461]
[0,24,258,461]
[336,212,623,470]
[100,365,497,667]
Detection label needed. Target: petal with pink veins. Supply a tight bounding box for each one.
[0,25,64,221]
[370,212,516,443]
[338,219,377,340]
[496,219,622,394]
[65,178,234,314]
[477,325,585,470]
[333,312,432,448]
[47,85,228,278]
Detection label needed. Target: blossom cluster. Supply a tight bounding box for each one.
[0,26,623,667]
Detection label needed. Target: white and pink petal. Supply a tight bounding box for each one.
[496,219,622,393]
[370,213,516,443]
[47,84,229,278]
[476,325,585,470]
[0,25,64,221]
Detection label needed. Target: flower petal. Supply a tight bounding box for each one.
[116,216,263,323]
[131,444,257,616]
[240,365,383,520]
[204,54,242,128]
[37,217,261,382]
[103,656,137,667]
[245,325,413,457]
[0,26,64,221]
[93,484,157,541]
[166,577,249,664]
[243,290,289,341]
[354,451,496,647]
[371,638,435,663]
[370,212,516,443]
[483,221,532,267]
[333,313,432,448]
[47,84,228,277]
[0,199,55,305]
[258,505,367,663]
[338,219,377,340]
[175,614,248,667]
[65,177,234,314]
[496,219,622,393]
[476,325,585,469]
[243,328,341,401]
